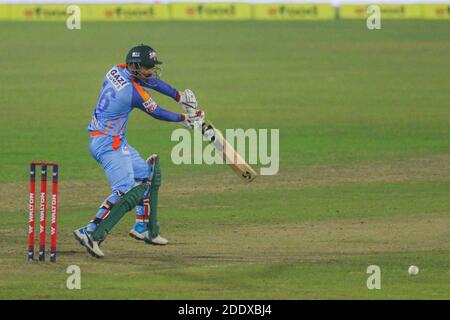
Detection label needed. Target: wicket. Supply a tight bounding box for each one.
[28,162,59,263]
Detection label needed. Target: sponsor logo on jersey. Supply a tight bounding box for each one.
[122,145,130,155]
[143,99,157,113]
[107,68,128,91]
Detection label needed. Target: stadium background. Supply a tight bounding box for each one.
[0,0,449,21]
[1,0,450,300]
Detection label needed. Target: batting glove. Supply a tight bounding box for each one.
[178,89,198,113]
[180,110,205,129]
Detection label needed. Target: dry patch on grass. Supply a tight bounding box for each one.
[0,212,449,277]
[251,154,450,192]
[135,153,450,195]
[1,154,450,214]
[0,180,111,214]
[48,212,450,268]
[151,212,450,265]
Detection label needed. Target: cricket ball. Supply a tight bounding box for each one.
[408,265,419,275]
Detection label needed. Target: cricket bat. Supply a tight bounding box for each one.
[200,120,258,183]
[179,98,258,182]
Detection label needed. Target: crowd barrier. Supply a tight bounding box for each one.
[0,3,448,21]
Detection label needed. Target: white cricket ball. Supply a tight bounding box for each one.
[408,265,419,275]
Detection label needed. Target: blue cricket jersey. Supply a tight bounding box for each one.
[88,64,182,137]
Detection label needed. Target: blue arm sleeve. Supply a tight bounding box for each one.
[140,77,179,100]
[149,105,183,122]
[131,85,182,122]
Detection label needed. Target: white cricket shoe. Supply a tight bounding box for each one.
[145,235,169,245]
[73,227,105,258]
[86,238,104,258]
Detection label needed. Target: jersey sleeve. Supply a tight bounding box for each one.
[140,77,180,101]
[130,77,183,122]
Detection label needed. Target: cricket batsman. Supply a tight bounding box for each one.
[74,44,204,258]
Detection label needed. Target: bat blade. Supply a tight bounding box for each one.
[203,120,258,183]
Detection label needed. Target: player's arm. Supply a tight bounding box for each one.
[144,104,204,128]
[140,78,198,111]
[140,77,180,101]
[131,79,203,127]
[131,80,181,122]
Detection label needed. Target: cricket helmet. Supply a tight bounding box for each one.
[126,44,162,67]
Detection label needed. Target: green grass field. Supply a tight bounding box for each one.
[0,20,449,299]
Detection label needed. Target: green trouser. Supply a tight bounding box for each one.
[91,157,162,241]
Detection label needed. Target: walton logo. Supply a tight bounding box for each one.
[269,5,318,17]
[28,193,34,219]
[185,5,236,16]
[51,195,57,218]
[24,7,67,18]
[104,7,155,18]
[40,193,46,219]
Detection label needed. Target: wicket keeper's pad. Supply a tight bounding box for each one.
[148,157,161,237]
[92,184,148,241]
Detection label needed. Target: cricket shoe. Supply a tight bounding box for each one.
[129,223,168,245]
[128,222,149,241]
[73,227,105,258]
[144,234,169,245]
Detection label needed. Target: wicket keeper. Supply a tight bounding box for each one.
[74,44,204,258]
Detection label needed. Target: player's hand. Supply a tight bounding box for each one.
[180,110,205,129]
[179,89,197,113]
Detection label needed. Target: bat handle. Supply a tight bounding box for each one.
[202,122,216,142]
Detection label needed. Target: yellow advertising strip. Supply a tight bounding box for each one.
[0,5,10,20]
[253,3,335,20]
[170,2,251,20]
[339,4,423,19]
[2,4,170,21]
[423,4,450,19]
[84,4,170,21]
[9,5,69,21]
[1,3,449,22]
